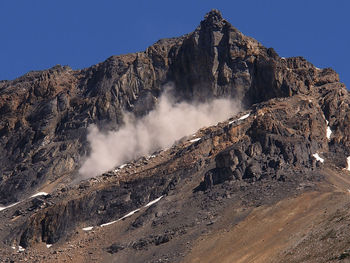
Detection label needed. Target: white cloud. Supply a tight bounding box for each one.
[79,88,240,179]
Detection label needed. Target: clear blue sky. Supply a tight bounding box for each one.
[0,0,349,88]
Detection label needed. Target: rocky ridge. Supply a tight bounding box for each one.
[0,9,350,263]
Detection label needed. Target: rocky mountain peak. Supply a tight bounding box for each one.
[201,9,226,30]
[205,9,223,20]
[0,9,345,206]
[0,10,350,263]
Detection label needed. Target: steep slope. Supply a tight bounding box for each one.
[0,10,345,205]
[1,94,350,263]
[0,9,350,263]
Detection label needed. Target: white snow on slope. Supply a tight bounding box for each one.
[1,191,49,212]
[30,192,48,198]
[100,208,140,227]
[325,120,332,140]
[46,244,52,248]
[238,113,250,121]
[189,138,201,143]
[312,153,324,163]
[0,202,20,212]
[326,126,332,140]
[145,196,163,208]
[85,196,164,230]
[18,245,25,252]
[118,209,140,220]
[347,156,350,172]
[99,220,118,227]
[229,113,251,125]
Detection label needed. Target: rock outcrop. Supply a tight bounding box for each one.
[199,95,329,191]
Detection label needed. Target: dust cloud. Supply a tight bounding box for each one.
[79,89,240,179]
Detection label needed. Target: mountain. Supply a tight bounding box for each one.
[1,9,350,262]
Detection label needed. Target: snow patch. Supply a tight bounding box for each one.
[325,120,332,140]
[87,196,163,230]
[0,191,48,213]
[18,245,25,252]
[100,209,140,227]
[30,192,48,198]
[229,113,250,125]
[11,246,15,250]
[189,138,201,143]
[312,153,324,163]
[0,202,20,212]
[238,113,250,121]
[347,156,350,172]
[46,244,52,248]
[326,126,332,140]
[145,196,163,208]
[119,164,127,169]
[100,220,118,227]
[119,209,140,220]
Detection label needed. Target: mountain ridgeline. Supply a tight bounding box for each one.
[0,9,350,263]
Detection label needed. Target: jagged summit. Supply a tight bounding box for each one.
[200,9,227,30]
[195,9,242,43]
[0,10,350,263]
[205,9,223,20]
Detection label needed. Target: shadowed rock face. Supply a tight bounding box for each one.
[0,9,350,263]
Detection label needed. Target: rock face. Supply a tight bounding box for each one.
[199,96,328,191]
[0,9,350,263]
[0,9,346,204]
[1,95,327,251]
